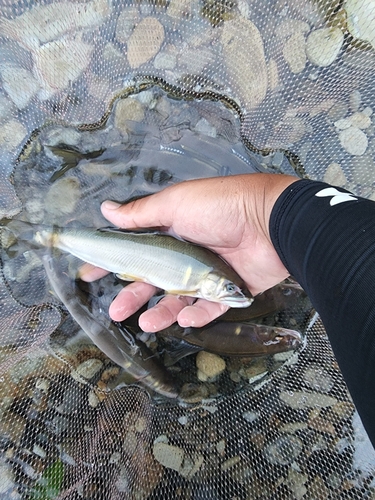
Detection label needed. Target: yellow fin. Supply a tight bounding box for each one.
[116,273,144,282]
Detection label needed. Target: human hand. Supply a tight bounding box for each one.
[81,173,298,331]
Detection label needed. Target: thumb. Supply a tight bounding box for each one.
[101,189,175,229]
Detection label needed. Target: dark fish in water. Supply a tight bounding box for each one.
[48,144,105,182]
[8,220,253,308]
[221,282,307,322]
[157,321,302,363]
[42,255,178,398]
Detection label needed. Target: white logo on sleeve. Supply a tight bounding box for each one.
[315,187,357,206]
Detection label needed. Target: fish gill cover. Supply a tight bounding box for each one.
[0,0,374,498]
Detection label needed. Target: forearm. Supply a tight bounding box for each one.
[270,179,375,447]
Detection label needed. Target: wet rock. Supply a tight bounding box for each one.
[0,63,40,109]
[0,0,110,49]
[304,475,329,499]
[71,358,103,382]
[88,390,100,408]
[194,117,217,138]
[349,89,362,113]
[127,17,165,69]
[339,127,368,155]
[303,365,334,393]
[222,17,267,108]
[267,58,279,91]
[0,461,15,494]
[323,162,347,186]
[346,0,375,50]
[178,46,214,74]
[33,35,94,99]
[154,45,177,70]
[283,32,306,74]
[179,454,204,478]
[280,390,337,409]
[349,111,372,129]
[153,442,184,472]
[45,177,81,216]
[221,455,241,471]
[116,6,140,44]
[0,119,27,152]
[114,98,145,134]
[284,469,308,499]
[306,27,343,67]
[196,351,225,380]
[265,434,303,465]
[180,383,210,403]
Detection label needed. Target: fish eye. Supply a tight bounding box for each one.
[225,283,237,294]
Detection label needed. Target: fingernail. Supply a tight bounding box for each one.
[102,200,121,210]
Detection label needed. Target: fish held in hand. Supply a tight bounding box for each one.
[10,221,253,308]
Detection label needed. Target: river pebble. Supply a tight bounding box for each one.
[71,358,103,382]
[45,177,81,216]
[153,442,184,472]
[33,35,94,99]
[323,162,348,186]
[0,462,15,494]
[283,32,306,74]
[127,17,165,69]
[221,16,267,108]
[345,0,375,50]
[114,98,145,134]
[265,434,303,465]
[280,390,337,409]
[339,127,368,155]
[284,469,308,499]
[0,63,40,109]
[196,351,226,380]
[306,27,343,67]
[0,119,27,152]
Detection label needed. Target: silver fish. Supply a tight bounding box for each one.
[10,221,253,308]
[42,255,178,398]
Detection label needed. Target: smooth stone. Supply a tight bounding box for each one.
[73,358,103,380]
[178,46,214,74]
[267,58,279,91]
[115,6,140,44]
[280,390,337,409]
[323,162,347,186]
[346,0,375,50]
[339,127,368,155]
[0,462,15,493]
[222,17,267,108]
[349,111,372,129]
[196,351,225,379]
[114,98,145,134]
[45,177,81,216]
[284,469,308,500]
[127,17,165,69]
[194,117,217,138]
[154,47,177,70]
[265,434,303,465]
[306,27,343,67]
[0,63,40,109]
[33,35,93,99]
[349,89,362,113]
[153,442,184,472]
[0,0,110,49]
[303,365,334,393]
[283,31,306,74]
[0,119,27,152]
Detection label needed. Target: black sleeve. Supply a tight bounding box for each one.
[269,178,375,447]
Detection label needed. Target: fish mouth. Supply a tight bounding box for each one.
[221,295,254,308]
